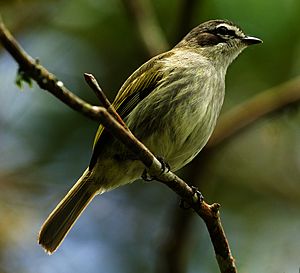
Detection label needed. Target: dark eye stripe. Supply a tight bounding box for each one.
[215,26,237,37]
[226,29,236,36]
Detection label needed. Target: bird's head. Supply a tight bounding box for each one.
[175,19,262,67]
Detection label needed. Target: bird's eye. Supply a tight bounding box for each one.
[216,26,236,37]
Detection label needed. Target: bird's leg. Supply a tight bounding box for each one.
[141,156,170,182]
[141,169,153,181]
[157,156,171,174]
[180,186,204,209]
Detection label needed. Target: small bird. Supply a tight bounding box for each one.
[38,19,262,253]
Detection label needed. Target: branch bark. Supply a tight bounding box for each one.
[0,19,237,273]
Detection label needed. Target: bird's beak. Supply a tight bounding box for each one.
[242,36,263,45]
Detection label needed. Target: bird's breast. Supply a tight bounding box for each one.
[126,66,225,171]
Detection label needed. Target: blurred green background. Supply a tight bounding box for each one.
[0,0,299,273]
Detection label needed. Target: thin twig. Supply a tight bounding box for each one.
[84,73,111,108]
[0,19,237,273]
[84,73,128,128]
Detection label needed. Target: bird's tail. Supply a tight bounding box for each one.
[38,168,97,254]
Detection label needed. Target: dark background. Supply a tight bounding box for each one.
[0,0,299,272]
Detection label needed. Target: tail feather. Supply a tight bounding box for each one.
[38,169,96,254]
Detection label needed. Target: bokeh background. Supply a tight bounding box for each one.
[0,0,300,273]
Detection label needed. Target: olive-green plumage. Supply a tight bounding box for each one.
[38,19,262,254]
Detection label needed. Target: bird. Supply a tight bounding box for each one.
[38,19,262,254]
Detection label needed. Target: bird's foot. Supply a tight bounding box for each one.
[157,156,170,174]
[141,169,153,181]
[180,186,204,209]
[141,156,170,182]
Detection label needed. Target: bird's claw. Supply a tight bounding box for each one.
[157,156,170,174]
[180,186,204,210]
[141,156,170,181]
[191,186,204,203]
[141,169,154,181]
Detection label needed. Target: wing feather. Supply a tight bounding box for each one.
[89,51,173,169]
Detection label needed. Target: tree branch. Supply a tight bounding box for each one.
[0,19,237,273]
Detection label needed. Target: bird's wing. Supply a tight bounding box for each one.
[89,52,173,169]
